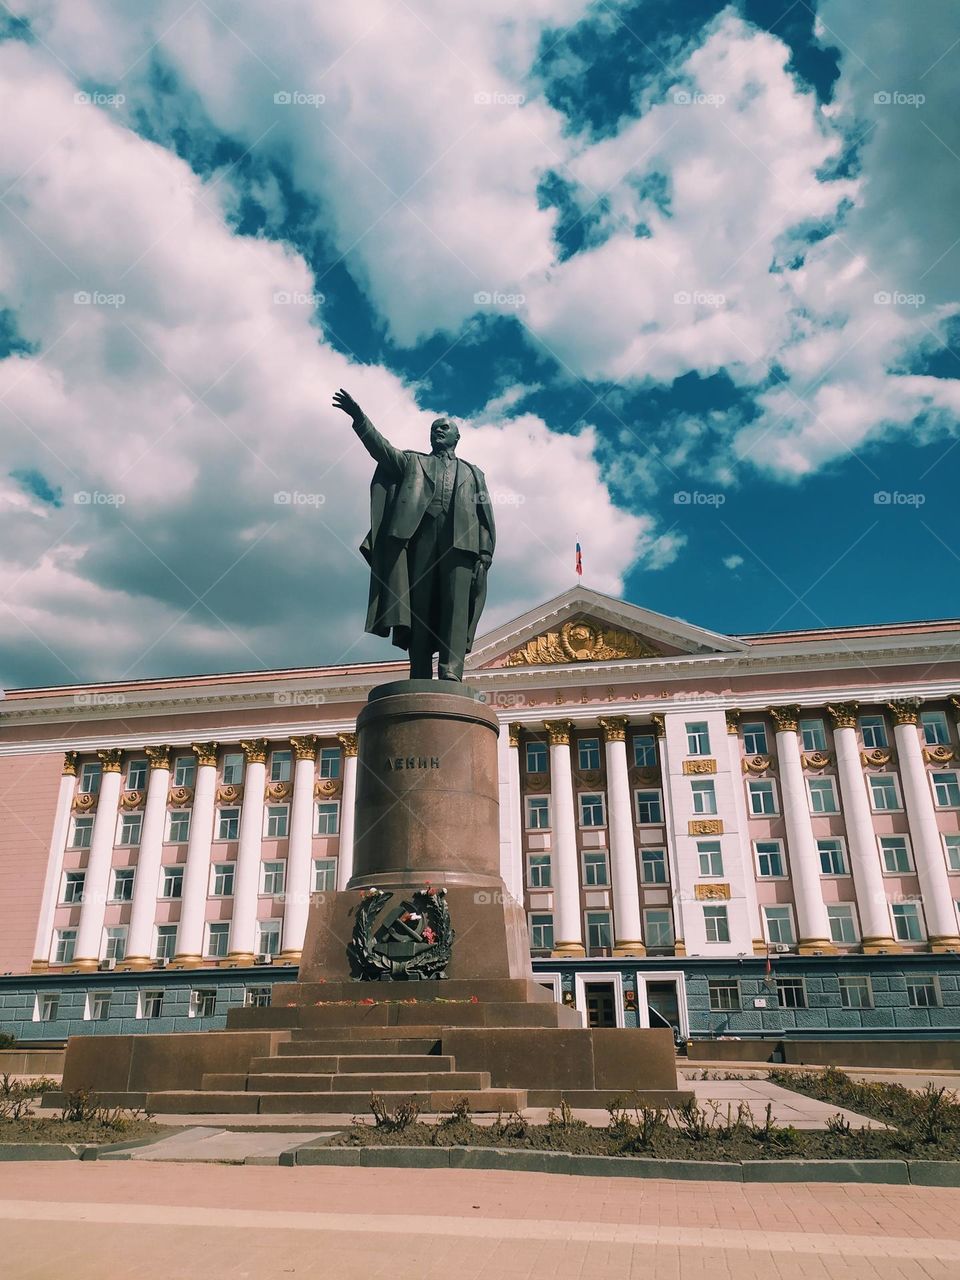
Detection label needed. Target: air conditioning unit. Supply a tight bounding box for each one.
[99,958,117,972]
[774,943,791,954]
[156,956,170,968]
[254,953,273,965]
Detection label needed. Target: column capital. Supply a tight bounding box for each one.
[145,745,171,771]
[887,698,920,726]
[950,694,960,718]
[827,702,858,729]
[97,748,123,772]
[291,734,319,761]
[543,720,573,746]
[768,705,801,733]
[598,716,628,743]
[337,732,359,758]
[239,738,267,764]
[650,713,666,737]
[192,741,220,768]
[62,751,79,776]
[507,722,522,748]
[725,709,741,735]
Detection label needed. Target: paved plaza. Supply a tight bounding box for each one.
[1,1161,958,1279]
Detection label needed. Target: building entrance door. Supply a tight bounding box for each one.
[584,981,617,1028]
[646,980,681,1043]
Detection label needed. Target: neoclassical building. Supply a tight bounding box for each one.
[2,587,959,1042]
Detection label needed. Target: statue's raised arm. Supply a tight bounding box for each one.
[333,387,406,478]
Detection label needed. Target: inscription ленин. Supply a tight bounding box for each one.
[385,756,441,771]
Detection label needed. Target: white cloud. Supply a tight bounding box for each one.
[722,553,743,570]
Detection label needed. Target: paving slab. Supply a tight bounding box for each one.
[103,1126,320,1164]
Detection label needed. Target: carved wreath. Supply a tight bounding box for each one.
[348,887,454,981]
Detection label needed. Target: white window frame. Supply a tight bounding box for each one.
[838,974,872,1009]
[817,837,848,876]
[161,865,184,899]
[116,811,143,847]
[691,779,717,815]
[189,989,218,1019]
[103,925,127,961]
[807,776,839,814]
[932,771,960,809]
[316,800,340,836]
[697,840,723,878]
[256,919,281,957]
[264,804,290,839]
[643,907,674,949]
[577,737,602,771]
[640,847,667,884]
[582,849,609,887]
[762,904,796,947]
[524,795,550,831]
[741,722,768,755]
[172,755,195,788]
[634,789,663,825]
[221,751,244,784]
[261,859,286,896]
[52,928,76,965]
[577,791,606,828]
[313,857,337,892]
[528,853,551,888]
[125,758,148,790]
[211,862,235,897]
[859,714,889,749]
[868,773,902,812]
[528,912,554,952]
[62,870,85,904]
[573,970,625,1028]
[85,991,112,1022]
[747,778,778,816]
[703,904,730,944]
[879,835,913,874]
[154,924,178,961]
[799,718,826,752]
[891,901,926,943]
[216,807,240,841]
[525,740,548,773]
[632,734,657,767]
[110,867,135,902]
[167,809,191,843]
[944,834,960,874]
[269,749,292,783]
[69,815,94,849]
[921,711,950,746]
[686,722,710,756]
[206,922,230,958]
[584,910,613,953]
[244,986,272,1008]
[318,746,341,779]
[79,761,102,794]
[632,970,690,1037]
[34,993,60,1023]
[827,903,859,945]
[139,989,165,1020]
[755,839,787,879]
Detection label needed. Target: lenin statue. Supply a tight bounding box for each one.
[333,389,496,681]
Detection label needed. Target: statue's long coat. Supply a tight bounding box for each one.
[353,414,496,653]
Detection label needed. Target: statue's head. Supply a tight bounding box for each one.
[430,417,460,453]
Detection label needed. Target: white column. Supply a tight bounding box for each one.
[599,717,644,955]
[505,724,524,904]
[724,711,764,955]
[228,739,267,962]
[280,736,318,959]
[174,743,218,964]
[125,747,172,966]
[32,753,78,968]
[545,721,584,956]
[890,701,960,947]
[336,733,358,891]
[654,715,685,954]
[828,704,897,948]
[74,750,124,968]
[770,707,834,951]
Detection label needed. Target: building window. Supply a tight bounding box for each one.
[265,804,289,839]
[691,780,717,815]
[62,870,85,904]
[529,913,554,952]
[583,850,609,886]
[155,925,178,961]
[140,990,164,1019]
[585,911,612,953]
[126,758,148,790]
[256,921,281,957]
[189,989,217,1018]
[206,923,230,958]
[880,836,912,874]
[906,975,940,1008]
[763,906,795,946]
[211,863,235,897]
[161,865,183,899]
[635,790,663,824]
[799,718,827,752]
[933,772,960,808]
[578,792,606,827]
[921,711,950,746]
[697,841,723,877]
[644,909,674,949]
[270,750,292,783]
[69,815,94,849]
[808,777,839,814]
[316,801,340,835]
[525,795,550,830]
[641,848,667,884]
[945,834,960,873]
[35,993,60,1023]
[827,904,859,945]
[869,774,902,812]
[838,975,872,1009]
[79,761,102,794]
[117,812,143,846]
[703,905,729,943]
[525,740,548,773]
[577,737,601,771]
[892,902,925,942]
[313,858,337,891]
[53,929,76,964]
[221,751,244,784]
[110,867,135,901]
[742,722,768,755]
[167,810,190,843]
[708,980,740,1012]
[173,755,196,788]
[776,977,807,1009]
[755,840,786,878]
[318,746,341,779]
[859,715,889,749]
[87,991,112,1021]
[632,734,657,767]
[529,854,551,887]
[104,926,127,961]
[686,722,710,756]
[262,860,285,896]
[244,986,272,1008]
[747,779,778,816]
[818,838,847,876]
[216,807,240,840]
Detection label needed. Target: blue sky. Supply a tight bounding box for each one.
[0,1,958,686]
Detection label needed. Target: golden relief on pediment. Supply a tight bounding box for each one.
[504,618,662,666]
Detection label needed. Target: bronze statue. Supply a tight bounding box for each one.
[333,389,496,681]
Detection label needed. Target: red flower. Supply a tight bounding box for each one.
[470,995,479,1004]
[359,997,376,1005]
[421,926,436,944]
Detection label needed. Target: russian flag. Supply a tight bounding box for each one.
[575,541,582,576]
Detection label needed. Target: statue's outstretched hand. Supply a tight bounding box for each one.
[333,388,363,422]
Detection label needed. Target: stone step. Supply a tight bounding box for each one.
[148,1089,527,1115]
[250,1071,490,1093]
[249,1054,456,1074]
[287,1030,442,1048]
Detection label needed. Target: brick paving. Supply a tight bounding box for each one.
[1,1162,959,1278]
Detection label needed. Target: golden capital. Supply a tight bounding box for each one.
[887,698,920,726]
[290,735,319,761]
[725,709,741,735]
[193,741,220,768]
[145,745,171,771]
[598,716,628,743]
[543,720,572,746]
[240,738,267,765]
[337,732,358,758]
[97,748,123,773]
[768,705,801,733]
[827,702,858,730]
[950,694,960,718]
[62,751,79,776]
[650,714,666,737]
[508,722,522,748]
